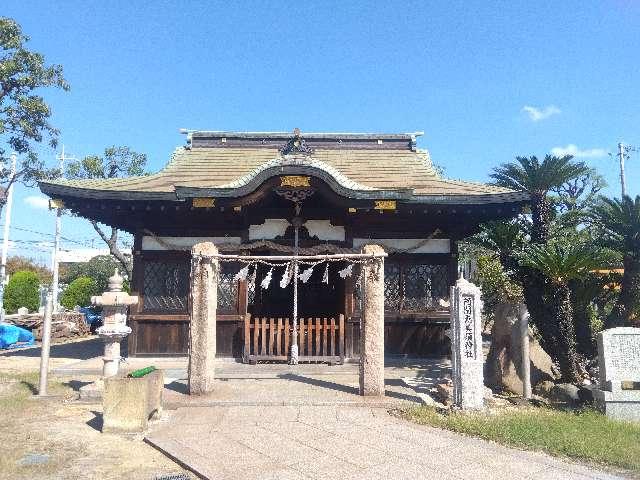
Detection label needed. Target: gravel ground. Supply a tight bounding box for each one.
[0,337,189,480]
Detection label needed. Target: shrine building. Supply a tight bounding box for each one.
[39,129,527,360]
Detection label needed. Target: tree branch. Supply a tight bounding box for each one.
[89,220,131,278]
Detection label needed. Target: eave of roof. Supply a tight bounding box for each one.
[38,131,530,206]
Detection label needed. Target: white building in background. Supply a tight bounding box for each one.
[57,248,132,264]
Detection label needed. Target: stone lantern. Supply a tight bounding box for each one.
[92,269,138,377]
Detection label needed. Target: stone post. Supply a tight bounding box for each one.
[359,244,385,396]
[518,303,532,399]
[450,276,484,409]
[92,270,138,378]
[188,242,218,395]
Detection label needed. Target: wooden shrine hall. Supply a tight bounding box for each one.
[39,129,527,361]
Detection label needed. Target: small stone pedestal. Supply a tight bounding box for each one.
[103,369,164,433]
[79,270,138,400]
[593,327,640,422]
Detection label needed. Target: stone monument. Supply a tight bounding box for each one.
[450,276,484,410]
[593,327,640,422]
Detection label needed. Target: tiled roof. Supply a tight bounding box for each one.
[39,132,528,205]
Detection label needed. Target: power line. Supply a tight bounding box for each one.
[10,225,95,248]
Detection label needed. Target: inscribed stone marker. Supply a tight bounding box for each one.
[450,277,484,410]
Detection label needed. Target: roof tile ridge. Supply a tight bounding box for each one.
[413,149,438,176]
[214,154,379,191]
[429,176,518,193]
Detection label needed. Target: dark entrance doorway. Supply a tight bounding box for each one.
[244,257,348,363]
[248,260,347,318]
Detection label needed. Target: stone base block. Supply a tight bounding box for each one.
[79,379,104,400]
[594,389,640,422]
[102,370,164,433]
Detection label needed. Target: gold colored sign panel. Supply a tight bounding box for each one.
[280,175,310,188]
[374,200,396,210]
[193,198,215,208]
[49,199,65,209]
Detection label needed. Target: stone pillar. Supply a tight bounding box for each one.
[359,244,385,396]
[518,303,532,399]
[92,270,138,378]
[188,242,218,395]
[450,276,484,410]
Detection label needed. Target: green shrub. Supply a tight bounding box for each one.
[4,270,41,314]
[60,276,98,309]
[61,255,127,294]
[475,254,523,320]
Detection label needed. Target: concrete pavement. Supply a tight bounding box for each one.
[145,405,627,480]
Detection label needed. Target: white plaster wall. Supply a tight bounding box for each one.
[303,220,345,242]
[142,236,242,250]
[248,219,290,240]
[352,238,450,253]
[248,218,345,242]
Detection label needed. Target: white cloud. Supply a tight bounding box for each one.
[522,105,561,122]
[24,195,50,210]
[551,144,607,158]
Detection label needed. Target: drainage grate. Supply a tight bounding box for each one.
[154,474,191,480]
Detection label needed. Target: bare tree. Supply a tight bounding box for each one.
[66,146,147,277]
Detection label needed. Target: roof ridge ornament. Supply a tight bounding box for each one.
[280,128,315,156]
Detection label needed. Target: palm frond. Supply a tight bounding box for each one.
[590,195,640,254]
[491,155,590,194]
[519,241,610,283]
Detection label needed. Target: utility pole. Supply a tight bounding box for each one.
[37,292,53,396]
[618,142,627,197]
[51,145,74,313]
[0,153,18,321]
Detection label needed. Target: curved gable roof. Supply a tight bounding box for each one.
[39,131,528,205]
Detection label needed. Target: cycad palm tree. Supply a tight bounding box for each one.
[590,195,640,327]
[520,242,609,382]
[491,155,590,243]
[472,220,526,274]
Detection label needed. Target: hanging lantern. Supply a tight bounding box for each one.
[261,267,273,289]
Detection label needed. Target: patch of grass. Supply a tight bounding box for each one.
[0,371,68,413]
[403,406,640,473]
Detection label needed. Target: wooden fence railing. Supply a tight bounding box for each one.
[243,315,345,364]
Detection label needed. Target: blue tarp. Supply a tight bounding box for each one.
[0,323,35,349]
[79,307,102,326]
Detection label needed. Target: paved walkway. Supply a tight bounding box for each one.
[146,405,625,480]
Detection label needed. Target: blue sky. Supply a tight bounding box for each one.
[3,0,640,264]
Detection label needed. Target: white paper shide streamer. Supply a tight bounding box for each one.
[280,261,293,288]
[233,264,249,282]
[322,263,329,284]
[298,265,314,284]
[338,263,353,278]
[261,267,273,290]
[248,264,257,289]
